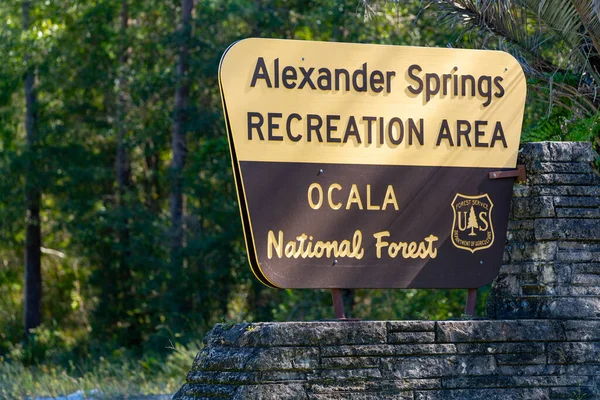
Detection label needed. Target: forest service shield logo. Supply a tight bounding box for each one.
[451,193,494,253]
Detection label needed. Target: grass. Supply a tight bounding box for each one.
[0,341,199,399]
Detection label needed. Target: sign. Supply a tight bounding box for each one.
[219,38,526,289]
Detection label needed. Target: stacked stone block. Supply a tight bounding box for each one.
[174,320,600,399]
[487,142,600,319]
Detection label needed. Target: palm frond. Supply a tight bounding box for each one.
[434,1,560,71]
[519,0,600,85]
[433,0,600,114]
[571,0,600,58]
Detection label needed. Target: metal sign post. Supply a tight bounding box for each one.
[464,288,478,317]
[330,289,346,319]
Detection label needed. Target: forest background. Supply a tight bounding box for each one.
[0,0,599,397]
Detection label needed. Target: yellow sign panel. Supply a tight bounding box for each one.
[220,38,526,168]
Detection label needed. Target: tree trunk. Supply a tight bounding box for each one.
[144,140,161,213]
[116,0,130,198]
[23,0,42,336]
[170,0,193,269]
[116,0,131,267]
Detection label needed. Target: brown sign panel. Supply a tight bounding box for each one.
[219,38,527,289]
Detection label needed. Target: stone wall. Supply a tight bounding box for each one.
[487,142,600,319]
[174,320,600,399]
[175,142,600,399]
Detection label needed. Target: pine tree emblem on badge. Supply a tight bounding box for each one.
[451,193,494,253]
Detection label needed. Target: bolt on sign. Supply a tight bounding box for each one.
[219,38,526,289]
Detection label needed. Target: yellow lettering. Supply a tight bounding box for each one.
[388,242,404,258]
[404,242,418,258]
[303,235,314,258]
[313,241,326,257]
[346,184,363,210]
[324,241,337,258]
[308,183,323,209]
[267,230,283,259]
[366,184,380,210]
[425,234,439,258]
[382,185,399,210]
[417,241,428,258]
[458,211,468,231]
[328,183,342,210]
[478,211,489,231]
[373,231,390,258]
[294,234,308,258]
[373,232,439,259]
[351,230,364,259]
[272,230,365,260]
[338,240,350,257]
[284,241,296,258]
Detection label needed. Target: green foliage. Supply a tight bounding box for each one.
[6,325,78,367]
[0,340,199,398]
[523,110,600,143]
[571,381,589,400]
